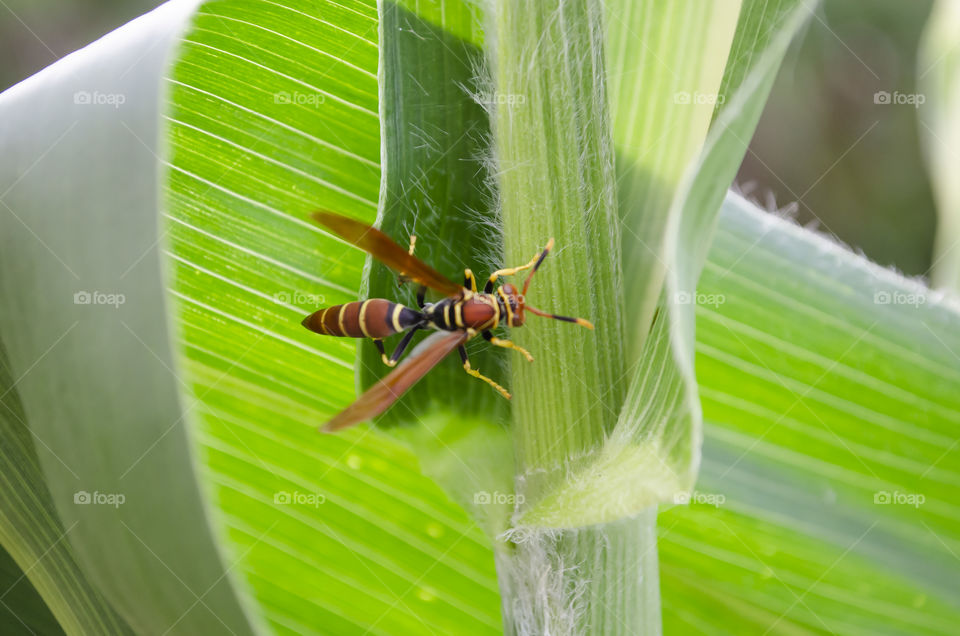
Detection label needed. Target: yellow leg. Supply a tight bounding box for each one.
[464,268,478,293]
[373,340,397,367]
[489,336,534,362]
[486,238,554,287]
[463,361,511,399]
[397,236,418,286]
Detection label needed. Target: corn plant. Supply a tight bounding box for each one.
[0,0,958,634]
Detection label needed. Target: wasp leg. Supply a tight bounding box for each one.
[464,268,478,293]
[482,330,533,362]
[397,235,419,287]
[383,327,420,367]
[484,240,553,293]
[458,346,511,399]
[373,339,391,366]
[416,285,426,308]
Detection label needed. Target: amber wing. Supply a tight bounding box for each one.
[322,330,469,432]
[312,211,463,296]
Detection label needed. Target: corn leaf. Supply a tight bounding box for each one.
[162,0,502,632]
[661,193,960,634]
[0,545,63,636]
[0,1,260,632]
[1,1,958,634]
[512,0,813,528]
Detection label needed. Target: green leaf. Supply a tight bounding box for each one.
[360,1,501,426]
[660,192,960,634]
[0,342,128,634]
[4,1,958,635]
[0,545,63,636]
[354,0,522,538]
[713,0,803,121]
[493,0,626,519]
[515,0,814,528]
[608,0,741,350]
[487,0,654,632]
[162,0,502,632]
[0,1,261,633]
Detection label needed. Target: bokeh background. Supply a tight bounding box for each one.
[739,0,937,277]
[0,0,939,276]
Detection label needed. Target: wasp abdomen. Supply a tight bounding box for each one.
[302,299,421,339]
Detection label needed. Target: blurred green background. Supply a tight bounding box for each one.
[739,0,937,277]
[0,0,939,276]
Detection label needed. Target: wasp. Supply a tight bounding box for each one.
[302,212,593,432]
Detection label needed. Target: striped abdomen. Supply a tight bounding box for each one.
[302,299,421,339]
[427,295,499,331]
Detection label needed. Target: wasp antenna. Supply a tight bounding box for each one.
[522,238,555,296]
[526,305,594,329]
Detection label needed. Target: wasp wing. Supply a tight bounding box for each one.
[322,330,469,432]
[312,211,463,296]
